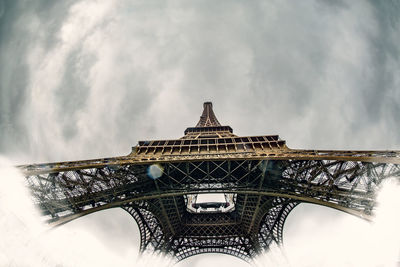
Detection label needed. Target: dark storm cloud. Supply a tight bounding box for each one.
[2,0,400,162]
[361,1,400,135]
[1,1,157,161]
[0,0,75,156]
[55,47,93,140]
[0,1,4,19]
[161,0,400,150]
[0,1,30,155]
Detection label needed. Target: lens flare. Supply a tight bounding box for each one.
[147,164,163,179]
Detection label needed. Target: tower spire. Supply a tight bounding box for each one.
[184,102,233,137]
[196,102,221,127]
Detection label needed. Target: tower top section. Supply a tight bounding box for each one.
[196,102,222,127]
[184,102,233,137]
[134,101,286,157]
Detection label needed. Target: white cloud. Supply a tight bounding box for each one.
[0,157,140,267]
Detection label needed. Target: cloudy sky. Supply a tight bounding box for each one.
[0,0,400,266]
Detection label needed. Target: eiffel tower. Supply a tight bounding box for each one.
[19,102,400,263]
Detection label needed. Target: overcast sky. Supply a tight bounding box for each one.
[0,0,399,266]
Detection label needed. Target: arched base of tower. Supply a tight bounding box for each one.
[257,198,298,253]
[122,197,298,262]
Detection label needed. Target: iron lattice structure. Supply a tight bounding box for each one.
[19,102,400,263]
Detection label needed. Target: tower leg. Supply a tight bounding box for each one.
[257,198,298,253]
[123,204,167,254]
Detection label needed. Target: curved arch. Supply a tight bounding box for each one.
[43,192,377,264]
[122,204,256,263]
[257,198,298,253]
[175,252,250,267]
[175,248,251,264]
[48,189,373,227]
[122,204,166,254]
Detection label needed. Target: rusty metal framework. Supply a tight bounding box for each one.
[18,102,400,263]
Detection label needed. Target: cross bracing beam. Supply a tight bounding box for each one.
[21,159,399,225]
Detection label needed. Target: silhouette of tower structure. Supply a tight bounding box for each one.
[20,102,400,263]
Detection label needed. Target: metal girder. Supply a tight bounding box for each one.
[19,149,400,176]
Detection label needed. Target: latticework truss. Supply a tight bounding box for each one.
[18,102,400,263]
